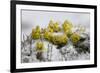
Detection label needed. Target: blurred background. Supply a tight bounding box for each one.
[22,10,90,36]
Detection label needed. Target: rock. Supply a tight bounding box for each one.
[22,56,30,63]
[74,33,90,53]
[36,52,46,61]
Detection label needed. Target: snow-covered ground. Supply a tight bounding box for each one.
[21,32,90,63]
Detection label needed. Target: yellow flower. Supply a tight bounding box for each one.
[43,31,53,41]
[53,22,60,32]
[48,20,54,29]
[31,26,41,39]
[70,33,80,44]
[48,20,60,32]
[52,34,68,45]
[35,26,40,33]
[61,34,68,44]
[36,41,44,51]
[67,30,73,37]
[48,27,54,33]
[62,20,73,33]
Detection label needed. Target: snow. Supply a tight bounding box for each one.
[21,36,90,63]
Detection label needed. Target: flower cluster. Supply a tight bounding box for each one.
[31,20,84,50]
[48,20,61,32]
